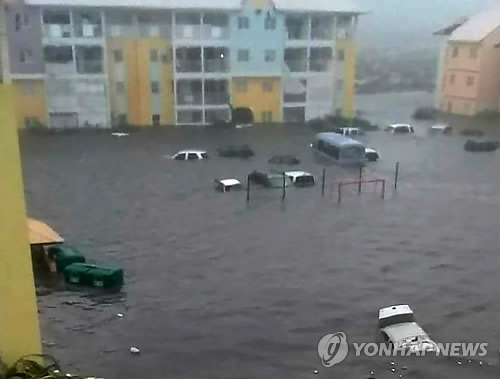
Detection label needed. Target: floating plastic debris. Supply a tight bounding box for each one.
[111,133,129,137]
[401,367,407,371]
[117,313,124,318]
[66,374,72,378]
[391,368,396,373]
[399,375,403,378]
[53,370,60,374]
[479,361,483,366]
[467,359,472,363]
[390,361,395,366]
[130,347,140,354]
[313,369,318,374]
[457,360,462,365]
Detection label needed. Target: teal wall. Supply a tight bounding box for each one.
[230,1,285,77]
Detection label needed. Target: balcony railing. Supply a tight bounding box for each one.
[204,59,228,73]
[284,93,306,103]
[175,25,202,40]
[309,60,332,72]
[76,60,103,74]
[177,93,203,105]
[74,24,103,38]
[285,59,307,72]
[204,92,229,105]
[311,28,332,40]
[201,25,229,40]
[43,24,72,38]
[176,60,202,73]
[45,62,76,75]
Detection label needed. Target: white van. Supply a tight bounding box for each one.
[385,124,414,134]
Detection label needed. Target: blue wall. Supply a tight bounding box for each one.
[230,1,284,77]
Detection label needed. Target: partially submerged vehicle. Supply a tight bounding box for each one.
[311,133,366,166]
[248,170,292,188]
[284,171,315,187]
[378,305,439,353]
[429,124,453,134]
[214,178,242,192]
[218,145,254,158]
[365,147,380,162]
[464,139,500,152]
[385,124,415,134]
[334,127,364,136]
[172,150,208,160]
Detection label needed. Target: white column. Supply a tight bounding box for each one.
[434,38,447,110]
[101,9,112,127]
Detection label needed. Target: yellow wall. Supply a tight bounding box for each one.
[0,84,42,364]
[250,0,272,8]
[231,77,281,122]
[13,80,47,129]
[338,40,357,118]
[108,38,174,126]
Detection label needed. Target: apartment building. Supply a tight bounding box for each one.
[434,8,500,116]
[3,0,364,128]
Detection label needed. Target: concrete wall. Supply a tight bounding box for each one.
[231,77,281,122]
[6,6,44,74]
[230,0,285,77]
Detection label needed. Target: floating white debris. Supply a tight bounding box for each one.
[66,374,72,378]
[117,313,123,318]
[313,369,318,374]
[130,347,140,354]
[111,133,129,137]
[391,368,396,373]
[399,375,403,378]
[53,370,60,374]
[479,361,483,366]
[390,361,395,366]
[457,360,462,365]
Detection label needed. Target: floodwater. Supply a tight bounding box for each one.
[20,92,499,379]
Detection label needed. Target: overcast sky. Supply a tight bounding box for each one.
[355,0,498,51]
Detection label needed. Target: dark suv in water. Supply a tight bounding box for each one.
[248,171,292,188]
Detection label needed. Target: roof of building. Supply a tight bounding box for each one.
[448,8,500,42]
[25,0,242,10]
[25,0,364,13]
[433,16,468,36]
[273,0,365,13]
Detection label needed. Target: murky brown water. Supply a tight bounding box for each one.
[20,92,499,379]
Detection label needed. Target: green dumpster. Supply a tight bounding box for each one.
[47,245,86,271]
[63,263,124,288]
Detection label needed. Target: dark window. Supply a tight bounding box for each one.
[337,50,345,61]
[187,153,199,160]
[152,114,160,126]
[23,14,30,27]
[452,46,458,58]
[470,46,478,58]
[238,16,249,29]
[161,50,171,64]
[466,76,475,87]
[265,50,276,62]
[19,48,32,63]
[151,81,160,94]
[265,16,276,30]
[43,10,70,24]
[175,153,185,160]
[150,49,159,62]
[44,45,73,63]
[378,313,415,329]
[15,13,21,31]
[113,49,123,63]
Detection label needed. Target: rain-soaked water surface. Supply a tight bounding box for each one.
[21,92,499,379]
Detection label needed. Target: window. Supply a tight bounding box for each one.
[15,13,21,31]
[44,45,73,63]
[451,46,458,58]
[151,81,160,94]
[187,153,199,160]
[238,49,249,62]
[466,76,474,87]
[265,50,276,62]
[261,111,273,122]
[174,153,186,160]
[238,16,249,29]
[449,74,455,84]
[113,49,123,63]
[152,114,160,126]
[161,51,171,64]
[265,16,276,30]
[23,14,29,27]
[150,49,159,62]
[235,78,248,92]
[470,46,478,58]
[337,50,345,61]
[19,48,32,63]
[262,80,273,92]
[116,81,125,94]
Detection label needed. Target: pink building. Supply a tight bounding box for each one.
[434,9,500,116]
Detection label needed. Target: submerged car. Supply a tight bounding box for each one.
[334,127,364,136]
[429,124,453,134]
[214,178,242,192]
[385,124,414,134]
[284,171,315,187]
[378,305,439,353]
[365,147,380,162]
[172,150,208,160]
[248,170,292,188]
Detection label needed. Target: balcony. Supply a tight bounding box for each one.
[75,46,103,74]
[311,16,333,40]
[44,45,75,74]
[205,108,230,123]
[203,47,229,73]
[286,17,309,40]
[43,24,72,39]
[76,59,103,74]
[204,59,228,73]
[176,79,202,105]
[309,47,332,72]
[204,79,229,105]
[177,110,203,124]
[176,60,202,73]
[73,10,103,38]
[175,13,201,40]
[285,59,308,72]
[176,47,202,73]
[201,13,229,40]
[42,9,71,39]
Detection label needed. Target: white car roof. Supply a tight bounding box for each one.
[431,124,449,129]
[176,150,206,154]
[389,124,411,128]
[284,171,313,178]
[382,322,428,344]
[379,304,413,320]
[365,147,377,153]
[219,179,241,186]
